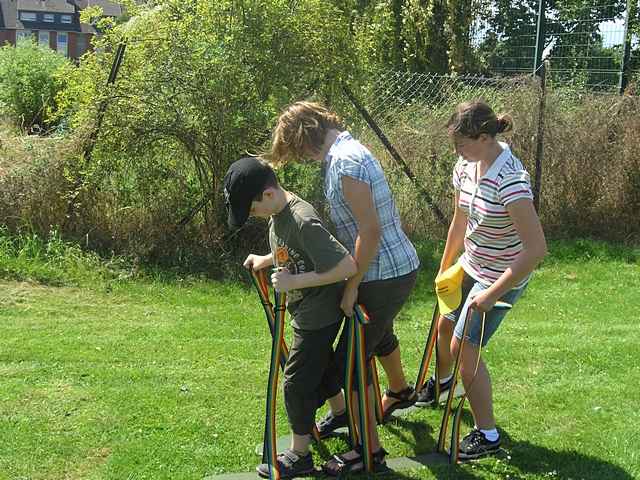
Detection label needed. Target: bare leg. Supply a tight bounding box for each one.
[379,346,411,410]
[379,346,408,391]
[436,315,455,379]
[332,385,381,461]
[290,433,312,455]
[451,336,495,429]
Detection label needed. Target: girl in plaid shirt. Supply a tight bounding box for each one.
[272,101,419,475]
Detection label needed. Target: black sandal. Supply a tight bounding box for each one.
[322,445,389,476]
[316,410,348,439]
[382,386,417,423]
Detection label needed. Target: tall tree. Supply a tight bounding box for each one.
[404,0,449,73]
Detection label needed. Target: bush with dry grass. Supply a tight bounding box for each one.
[1,80,638,278]
[0,122,231,274]
[357,79,640,243]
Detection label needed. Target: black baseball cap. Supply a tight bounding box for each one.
[222,157,275,229]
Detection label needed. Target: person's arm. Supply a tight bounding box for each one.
[439,191,467,274]
[470,198,547,312]
[339,175,382,316]
[243,253,274,271]
[271,255,357,292]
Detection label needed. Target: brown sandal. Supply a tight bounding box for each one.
[322,445,389,476]
[382,386,417,422]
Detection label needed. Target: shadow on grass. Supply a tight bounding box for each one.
[380,421,633,480]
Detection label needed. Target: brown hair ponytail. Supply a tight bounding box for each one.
[447,100,514,138]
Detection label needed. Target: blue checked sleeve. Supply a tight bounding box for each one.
[335,153,370,185]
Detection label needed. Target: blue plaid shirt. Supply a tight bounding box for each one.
[323,132,419,283]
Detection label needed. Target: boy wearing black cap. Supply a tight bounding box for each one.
[223,157,357,478]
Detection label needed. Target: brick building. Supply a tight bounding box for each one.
[0,0,122,59]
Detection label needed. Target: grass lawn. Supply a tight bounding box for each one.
[1,239,639,480]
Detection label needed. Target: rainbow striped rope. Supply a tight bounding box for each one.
[249,269,321,443]
[354,304,374,472]
[344,311,358,448]
[415,304,440,397]
[344,304,375,472]
[263,288,286,480]
[250,270,289,367]
[437,306,474,456]
[438,302,511,463]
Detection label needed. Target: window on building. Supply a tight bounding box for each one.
[60,14,72,24]
[16,30,33,42]
[43,13,54,23]
[38,31,49,47]
[19,11,37,21]
[57,32,68,57]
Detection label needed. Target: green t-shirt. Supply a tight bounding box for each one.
[269,194,349,330]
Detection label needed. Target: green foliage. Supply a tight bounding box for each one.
[345,0,453,74]
[446,0,474,73]
[0,227,124,286]
[0,40,72,132]
[57,0,356,252]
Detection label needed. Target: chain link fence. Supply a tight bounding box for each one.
[344,66,640,241]
[467,0,639,93]
[345,71,541,237]
[337,1,640,241]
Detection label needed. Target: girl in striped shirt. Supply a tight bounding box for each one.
[418,101,547,459]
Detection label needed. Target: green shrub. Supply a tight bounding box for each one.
[0,40,72,132]
[0,226,120,285]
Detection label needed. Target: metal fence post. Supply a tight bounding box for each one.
[618,0,633,95]
[533,62,547,213]
[534,0,546,77]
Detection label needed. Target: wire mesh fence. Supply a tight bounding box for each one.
[545,1,629,91]
[346,71,542,235]
[466,0,639,93]
[344,64,640,240]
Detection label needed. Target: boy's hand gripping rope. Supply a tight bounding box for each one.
[437,302,511,463]
[344,304,375,473]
